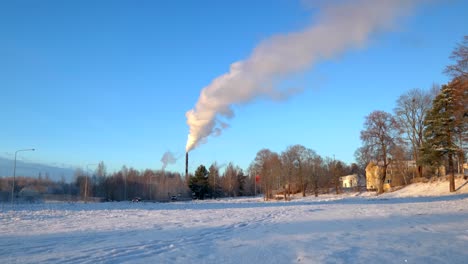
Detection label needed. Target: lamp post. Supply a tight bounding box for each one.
[85,163,97,203]
[11,148,35,204]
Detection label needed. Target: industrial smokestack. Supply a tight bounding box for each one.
[185,152,188,177]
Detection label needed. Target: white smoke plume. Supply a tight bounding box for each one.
[161,151,177,170]
[186,0,420,152]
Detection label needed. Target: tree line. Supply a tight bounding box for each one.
[2,149,357,202]
[0,161,190,202]
[188,145,359,201]
[72,162,189,201]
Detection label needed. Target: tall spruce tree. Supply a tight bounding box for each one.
[189,165,210,199]
[422,84,459,192]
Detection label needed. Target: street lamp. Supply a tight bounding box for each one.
[11,148,35,204]
[85,163,97,203]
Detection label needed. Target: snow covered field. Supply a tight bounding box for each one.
[1,178,468,264]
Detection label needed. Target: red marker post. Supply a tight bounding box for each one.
[254,175,260,196]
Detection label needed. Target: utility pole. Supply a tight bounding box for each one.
[11,148,35,205]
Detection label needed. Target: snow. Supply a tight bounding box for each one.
[1,178,468,263]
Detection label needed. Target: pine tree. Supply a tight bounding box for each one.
[189,165,209,199]
[422,84,460,192]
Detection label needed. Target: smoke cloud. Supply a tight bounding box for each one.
[186,0,420,152]
[161,151,177,170]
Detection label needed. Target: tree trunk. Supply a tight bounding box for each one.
[448,153,456,192]
[447,124,456,192]
[313,178,318,197]
[413,149,423,178]
[377,181,384,194]
[459,150,465,176]
[377,166,387,195]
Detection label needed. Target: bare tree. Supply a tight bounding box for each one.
[252,149,281,201]
[394,88,435,179]
[354,145,372,175]
[388,144,413,186]
[222,163,241,197]
[360,110,402,194]
[310,155,323,197]
[280,149,294,199]
[444,36,468,80]
[281,145,314,197]
[121,165,128,201]
[126,168,141,199]
[73,168,86,200]
[208,163,220,198]
[142,169,155,200]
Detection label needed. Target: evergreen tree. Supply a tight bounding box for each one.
[237,170,247,196]
[189,165,209,199]
[422,84,460,192]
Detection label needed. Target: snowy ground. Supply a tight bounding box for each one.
[1,178,468,264]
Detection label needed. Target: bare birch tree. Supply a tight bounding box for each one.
[252,149,281,201]
[360,110,402,194]
[444,35,468,80]
[394,87,435,179]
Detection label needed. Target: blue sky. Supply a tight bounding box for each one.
[1,0,466,176]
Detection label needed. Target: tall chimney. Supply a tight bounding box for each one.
[185,152,188,177]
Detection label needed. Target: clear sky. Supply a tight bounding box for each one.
[1,0,467,176]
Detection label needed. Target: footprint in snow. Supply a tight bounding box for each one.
[235,223,248,228]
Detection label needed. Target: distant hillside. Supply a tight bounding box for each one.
[0,157,76,182]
